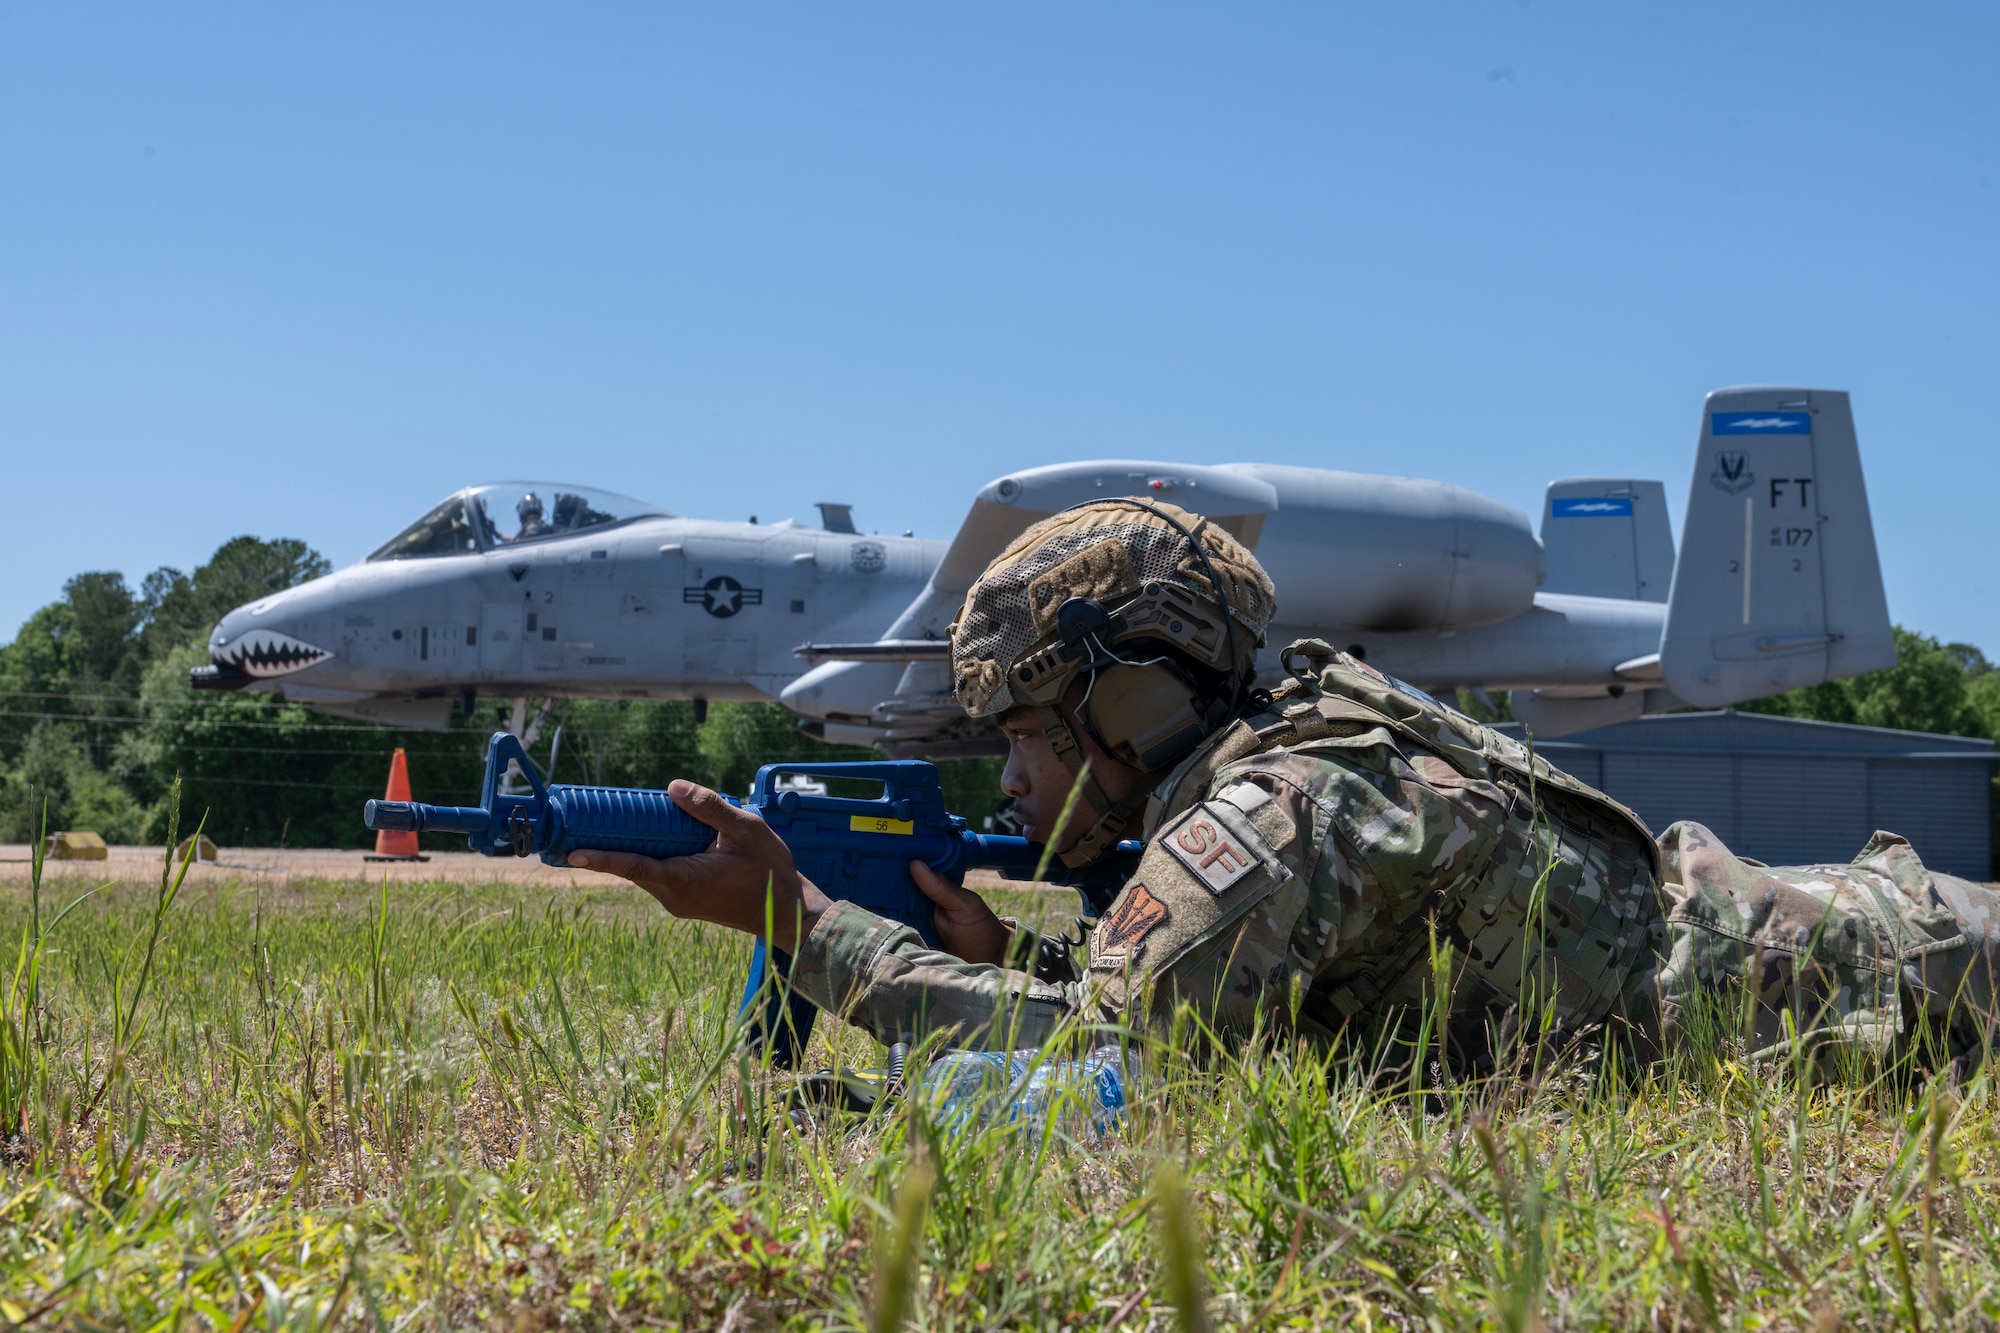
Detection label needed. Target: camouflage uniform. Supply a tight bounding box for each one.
[794,641,2000,1068]
[1648,820,2000,1066]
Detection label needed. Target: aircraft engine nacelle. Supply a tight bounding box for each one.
[1224,465,1545,632]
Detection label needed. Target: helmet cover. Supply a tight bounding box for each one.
[949,499,1275,718]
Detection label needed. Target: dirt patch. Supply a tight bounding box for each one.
[0,844,1051,893]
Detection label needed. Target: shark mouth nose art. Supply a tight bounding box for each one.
[217,630,335,678]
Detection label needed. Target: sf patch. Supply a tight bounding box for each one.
[1098,882,1169,952]
[1165,803,1259,894]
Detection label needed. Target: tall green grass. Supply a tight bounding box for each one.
[3,853,1999,1328]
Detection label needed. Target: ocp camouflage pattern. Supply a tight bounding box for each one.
[947,499,1273,718]
[792,645,2000,1067]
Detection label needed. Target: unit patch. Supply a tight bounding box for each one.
[1098,882,1169,952]
[1710,450,1756,496]
[1165,804,1260,893]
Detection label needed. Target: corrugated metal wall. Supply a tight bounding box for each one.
[1505,715,1994,880]
[1737,757,1867,866]
[1603,753,1737,846]
[1868,760,1990,879]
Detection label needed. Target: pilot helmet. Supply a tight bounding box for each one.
[517,492,544,522]
[948,498,1274,866]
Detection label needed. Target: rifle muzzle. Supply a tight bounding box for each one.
[363,800,491,835]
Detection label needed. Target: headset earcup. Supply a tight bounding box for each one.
[1082,661,1209,772]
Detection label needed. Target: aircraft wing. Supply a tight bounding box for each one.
[924,462,1279,610]
[786,387,1901,751]
[780,461,1279,754]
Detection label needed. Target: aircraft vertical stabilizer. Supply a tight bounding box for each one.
[1659,387,1895,709]
[1539,478,1673,603]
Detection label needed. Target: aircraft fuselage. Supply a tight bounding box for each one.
[203,507,941,726]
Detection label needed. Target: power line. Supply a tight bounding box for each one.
[0,685,709,710]
[2,740,520,758]
[0,708,462,733]
[0,723,691,761]
[0,706,704,735]
[173,774,444,791]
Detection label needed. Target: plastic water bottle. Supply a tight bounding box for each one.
[921,1044,1134,1131]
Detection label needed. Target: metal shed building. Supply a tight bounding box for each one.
[1495,711,1996,880]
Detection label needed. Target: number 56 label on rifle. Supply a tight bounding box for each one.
[849,815,915,835]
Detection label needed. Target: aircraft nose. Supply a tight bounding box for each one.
[191,606,336,691]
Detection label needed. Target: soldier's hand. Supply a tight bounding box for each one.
[911,861,1012,966]
[567,780,833,953]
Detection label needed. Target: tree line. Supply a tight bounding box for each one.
[0,535,1000,849]
[1,536,1995,860]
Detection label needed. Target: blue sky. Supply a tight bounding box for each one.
[3,5,1995,654]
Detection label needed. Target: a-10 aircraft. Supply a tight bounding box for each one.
[192,386,1896,746]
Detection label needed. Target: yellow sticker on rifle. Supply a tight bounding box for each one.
[850,815,914,835]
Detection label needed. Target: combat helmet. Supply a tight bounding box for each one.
[950,498,1276,867]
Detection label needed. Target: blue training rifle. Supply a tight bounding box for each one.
[362,732,1139,1066]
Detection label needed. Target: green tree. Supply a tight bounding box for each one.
[696,701,878,797]
[0,535,368,844]
[1,531,1017,845]
[61,572,145,688]
[543,699,1008,826]
[936,755,1008,830]
[0,579,147,774]
[131,643,489,849]
[1969,670,2000,741]
[139,537,331,662]
[1740,627,1987,737]
[0,604,85,763]
[0,722,144,843]
[1742,626,1999,879]
[550,700,711,789]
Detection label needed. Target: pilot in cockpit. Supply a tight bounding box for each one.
[515,492,551,540]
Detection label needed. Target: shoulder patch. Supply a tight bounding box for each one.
[1165,802,1261,894]
[1095,798,1295,984]
[1216,781,1273,817]
[1215,776,1299,852]
[1098,882,1169,952]
[1345,655,1389,683]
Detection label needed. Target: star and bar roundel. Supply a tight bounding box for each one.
[684,576,764,619]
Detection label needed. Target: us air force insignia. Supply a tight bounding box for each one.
[684,576,762,618]
[1164,803,1260,894]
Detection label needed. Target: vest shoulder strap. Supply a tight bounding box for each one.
[1157,639,1658,874]
[1290,639,1659,870]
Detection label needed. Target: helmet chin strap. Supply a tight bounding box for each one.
[1033,704,1159,869]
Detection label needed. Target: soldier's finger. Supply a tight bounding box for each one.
[911,859,977,909]
[668,779,772,843]
[566,848,719,915]
[568,848,670,888]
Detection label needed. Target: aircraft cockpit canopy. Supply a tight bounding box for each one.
[367,484,669,561]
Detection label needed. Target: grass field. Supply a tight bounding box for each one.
[4,840,2000,1330]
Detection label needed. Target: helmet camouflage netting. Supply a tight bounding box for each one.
[949,499,1276,717]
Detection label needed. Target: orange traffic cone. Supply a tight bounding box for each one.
[364,748,430,862]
